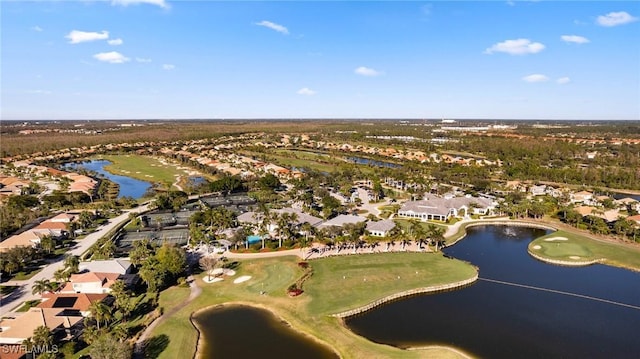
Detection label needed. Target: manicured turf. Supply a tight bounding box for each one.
[99,154,189,188]
[305,252,477,315]
[150,253,477,359]
[529,230,640,270]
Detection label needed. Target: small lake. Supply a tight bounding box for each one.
[64,160,152,199]
[347,156,401,168]
[345,225,640,358]
[192,305,338,359]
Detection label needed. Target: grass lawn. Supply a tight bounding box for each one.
[98,154,190,189]
[10,268,43,281]
[149,253,477,359]
[16,299,41,312]
[529,230,640,271]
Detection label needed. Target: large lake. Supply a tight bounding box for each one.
[346,225,640,358]
[64,160,152,199]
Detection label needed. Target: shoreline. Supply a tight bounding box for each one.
[179,219,635,359]
[446,219,558,246]
[190,301,342,359]
[527,248,603,267]
[332,273,479,318]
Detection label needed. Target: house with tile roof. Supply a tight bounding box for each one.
[0,307,84,345]
[58,272,120,294]
[37,293,108,316]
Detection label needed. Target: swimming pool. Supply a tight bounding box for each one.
[247,235,261,244]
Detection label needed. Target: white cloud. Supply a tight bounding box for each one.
[355,66,383,77]
[136,57,152,63]
[32,26,43,32]
[93,51,130,64]
[556,77,571,84]
[522,74,549,83]
[596,11,638,27]
[484,38,545,55]
[255,20,289,35]
[66,30,109,44]
[162,64,175,70]
[297,87,317,96]
[111,0,169,9]
[108,38,123,46]
[26,89,51,95]
[561,35,589,44]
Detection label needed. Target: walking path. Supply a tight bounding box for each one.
[0,204,151,316]
[133,274,202,358]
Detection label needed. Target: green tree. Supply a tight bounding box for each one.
[139,257,165,293]
[32,279,53,295]
[129,239,152,266]
[89,333,132,359]
[109,280,133,319]
[31,325,53,349]
[39,235,55,254]
[63,254,80,274]
[88,301,113,330]
[156,243,187,277]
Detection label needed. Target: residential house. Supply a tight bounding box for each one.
[398,194,496,222]
[365,220,396,237]
[0,307,84,345]
[570,191,594,204]
[315,214,367,229]
[38,293,108,317]
[78,259,132,276]
[58,273,120,294]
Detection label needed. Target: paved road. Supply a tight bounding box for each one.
[0,204,151,316]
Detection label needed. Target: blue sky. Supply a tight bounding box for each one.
[1,0,639,120]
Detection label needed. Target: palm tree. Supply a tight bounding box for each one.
[53,268,70,283]
[39,235,55,254]
[409,221,426,249]
[429,225,446,251]
[88,301,113,330]
[32,325,53,348]
[32,279,53,295]
[63,254,80,274]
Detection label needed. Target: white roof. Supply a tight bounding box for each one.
[316,214,367,228]
[78,259,132,275]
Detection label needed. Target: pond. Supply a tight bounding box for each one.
[347,156,401,168]
[345,225,640,358]
[192,305,338,359]
[64,160,152,199]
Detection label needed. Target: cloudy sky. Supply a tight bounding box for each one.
[1,1,638,120]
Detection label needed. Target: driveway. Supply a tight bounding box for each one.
[0,204,151,316]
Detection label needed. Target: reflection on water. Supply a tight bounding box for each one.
[64,160,152,199]
[346,225,640,359]
[193,305,338,359]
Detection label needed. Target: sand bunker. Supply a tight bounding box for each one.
[234,275,251,284]
[203,277,224,284]
[569,256,581,260]
[544,237,568,242]
[532,245,541,250]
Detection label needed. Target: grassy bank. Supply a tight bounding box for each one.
[529,230,640,271]
[149,253,477,359]
[98,154,189,189]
